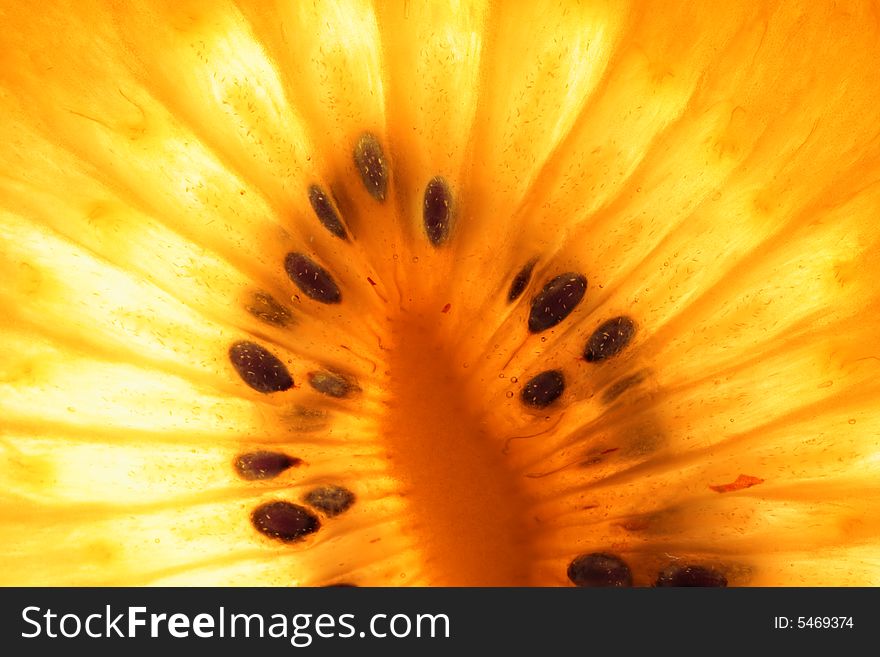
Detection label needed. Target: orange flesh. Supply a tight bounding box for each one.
[1,1,880,587]
[383,306,533,586]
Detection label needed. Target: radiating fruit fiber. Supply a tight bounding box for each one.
[1,0,879,586]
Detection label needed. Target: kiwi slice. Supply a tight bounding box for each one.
[1,2,879,587]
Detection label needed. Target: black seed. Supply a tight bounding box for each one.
[567,553,633,587]
[528,273,587,333]
[308,370,360,398]
[228,341,293,394]
[245,291,292,327]
[601,371,646,404]
[353,133,388,201]
[423,176,453,246]
[584,316,637,362]
[234,451,301,481]
[308,185,348,240]
[656,565,728,587]
[251,501,320,542]
[520,370,565,408]
[284,253,342,304]
[507,258,537,303]
[304,485,355,517]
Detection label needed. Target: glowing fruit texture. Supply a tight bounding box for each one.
[1,0,879,586]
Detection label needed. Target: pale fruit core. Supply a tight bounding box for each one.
[381,303,535,585]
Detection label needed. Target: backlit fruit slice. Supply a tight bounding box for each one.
[1,0,880,586]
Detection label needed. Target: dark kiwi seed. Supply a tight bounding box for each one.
[228,341,293,394]
[584,316,637,362]
[308,370,360,398]
[234,451,301,481]
[507,258,537,303]
[423,176,453,246]
[567,552,633,587]
[304,485,356,517]
[308,185,348,240]
[528,273,587,333]
[656,565,728,587]
[602,371,646,404]
[353,132,388,201]
[520,370,565,408]
[251,501,320,542]
[245,291,292,327]
[284,252,342,304]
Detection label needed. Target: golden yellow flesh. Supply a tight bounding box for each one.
[1,0,880,586]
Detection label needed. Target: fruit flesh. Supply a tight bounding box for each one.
[0,0,879,586]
